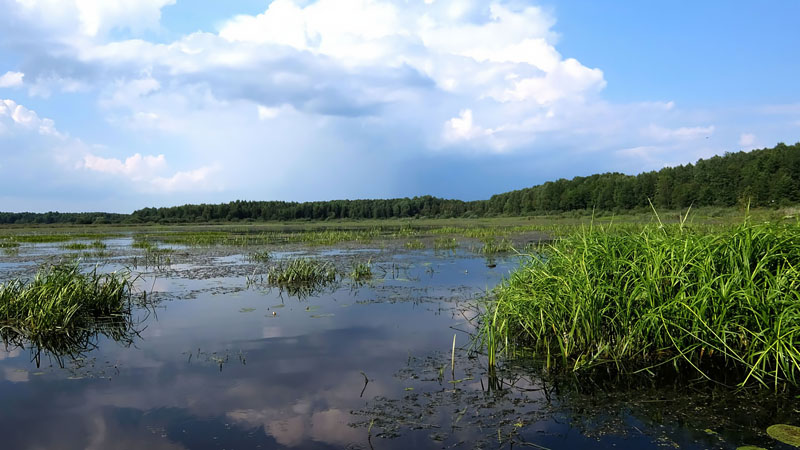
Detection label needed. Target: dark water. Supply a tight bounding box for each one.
[0,241,794,449]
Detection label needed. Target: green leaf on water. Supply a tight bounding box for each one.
[767,424,800,447]
[239,307,256,313]
[309,313,334,318]
[736,446,767,450]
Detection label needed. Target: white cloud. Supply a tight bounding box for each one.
[82,152,218,192]
[57,0,606,120]
[1,0,783,210]
[443,109,489,141]
[150,165,218,192]
[643,124,714,141]
[739,132,756,148]
[0,71,24,88]
[257,105,280,120]
[9,0,175,38]
[100,76,160,108]
[27,75,90,98]
[82,153,166,179]
[219,0,402,66]
[0,98,62,137]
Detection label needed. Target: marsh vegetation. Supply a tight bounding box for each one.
[482,216,800,389]
[0,213,799,449]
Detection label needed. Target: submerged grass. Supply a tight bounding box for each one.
[483,218,800,389]
[0,262,139,339]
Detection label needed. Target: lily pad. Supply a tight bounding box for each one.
[767,424,800,447]
[736,446,767,450]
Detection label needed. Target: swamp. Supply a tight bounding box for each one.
[1,216,800,449]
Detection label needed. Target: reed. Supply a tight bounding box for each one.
[482,218,800,389]
[0,262,139,339]
[267,258,337,288]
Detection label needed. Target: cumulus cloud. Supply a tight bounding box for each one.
[150,165,219,192]
[0,71,24,88]
[0,98,61,137]
[82,153,218,192]
[82,153,166,178]
[0,0,771,211]
[443,109,488,141]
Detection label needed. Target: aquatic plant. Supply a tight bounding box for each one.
[0,262,140,339]
[349,261,373,282]
[9,233,119,244]
[404,240,425,250]
[247,250,271,262]
[479,237,515,254]
[132,239,156,250]
[62,240,105,250]
[434,237,458,251]
[267,258,336,288]
[139,247,173,269]
[767,424,800,446]
[482,219,800,389]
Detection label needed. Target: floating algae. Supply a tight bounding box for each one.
[767,424,800,447]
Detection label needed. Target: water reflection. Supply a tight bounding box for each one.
[1,310,153,369]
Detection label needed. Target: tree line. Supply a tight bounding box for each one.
[2,142,798,224]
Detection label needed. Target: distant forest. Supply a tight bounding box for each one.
[2,142,799,225]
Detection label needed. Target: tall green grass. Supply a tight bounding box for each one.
[482,219,800,389]
[0,262,139,339]
[267,258,337,297]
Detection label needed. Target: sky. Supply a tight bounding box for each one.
[0,0,798,213]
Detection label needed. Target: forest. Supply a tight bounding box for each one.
[2,142,798,224]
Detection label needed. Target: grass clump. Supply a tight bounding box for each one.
[62,240,105,250]
[404,240,425,250]
[349,261,373,282]
[479,237,515,254]
[267,258,337,293]
[483,219,800,389]
[434,237,458,251]
[247,250,271,262]
[0,262,139,339]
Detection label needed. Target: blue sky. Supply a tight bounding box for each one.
[0,0,798,213]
